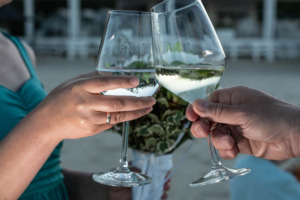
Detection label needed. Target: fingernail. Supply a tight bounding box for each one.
[201,118,209,124]
[194,99,208,112]
[195,124,202,137]
[148,97,156,105]
[221,137,229,149]
[130,77,139,85]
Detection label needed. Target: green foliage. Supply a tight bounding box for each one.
[114,86,193,154]
[173,41,183,52]
[109,44,222,154]
[127,61,147,69]
[105,62,110,68]
[171,61,185,66]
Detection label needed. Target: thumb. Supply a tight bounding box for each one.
[193,99,243,125]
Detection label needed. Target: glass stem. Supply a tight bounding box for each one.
[207,134,222,169]
[117,121,130,172]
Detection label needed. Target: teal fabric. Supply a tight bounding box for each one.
[230,156,300,200]
[0,32,69,200]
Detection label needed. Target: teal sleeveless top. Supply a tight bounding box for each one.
[0,33,69,200]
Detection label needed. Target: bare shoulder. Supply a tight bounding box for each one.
[21,41,37,69]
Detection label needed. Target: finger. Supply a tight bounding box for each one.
[161,193,168,199]
[164,171,170,179]
[219,146,239,160]
[164,182,170,191]
[91,107,153,125]
[229,126,253,155]
[90,96,156,112]
[211,126,235,150]
[186,104,199,121]
[164,179,170,185]
[81,75,140,94]
[108,187,132,200]
[191,119,210,138]
[193,99,244,125]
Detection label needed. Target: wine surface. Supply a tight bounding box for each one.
[155,65,225,104]
[95,69,159,97]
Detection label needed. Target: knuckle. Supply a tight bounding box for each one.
[120,79,128,87]
[69,83,81,94]
[75,103,85,112]
[111,99,125,110]
[97,78,108,89]
[136,100,145,108]
[235,86,248,93]
[115,112,126,123]
[74,98,88,114]
[210,90,218,98]
[138,98,150,108]
[237,107,249,120]
[214,103,224,118]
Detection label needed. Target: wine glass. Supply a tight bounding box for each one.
[93,10,159,187]
[151,0,251,187]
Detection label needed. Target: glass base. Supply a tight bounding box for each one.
[93,168,152,187]
[190,166,251,187]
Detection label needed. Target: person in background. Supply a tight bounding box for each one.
[0,0,170,199]
[186,86,300,200]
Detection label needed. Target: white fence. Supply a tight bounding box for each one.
[27,37,300,62]
[222,39,300,62]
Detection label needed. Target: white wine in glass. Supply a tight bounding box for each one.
[156,64,225,103]
[95,69,159,97]
[93,11,158,187]
[151,0,250,187]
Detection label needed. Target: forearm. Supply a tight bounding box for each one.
[62,168,109,200]
[0,109,61,199]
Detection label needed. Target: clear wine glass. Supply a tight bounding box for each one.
[93,10,159,187]
[151,0,251,187]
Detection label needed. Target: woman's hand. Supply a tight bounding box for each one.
[0,72,155,199]
[186,86,300,160]
[33,72,155,141]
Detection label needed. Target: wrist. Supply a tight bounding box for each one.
[17,105,63,147]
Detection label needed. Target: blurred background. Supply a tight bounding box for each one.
[1,0,300,200]
[1,0,300,61]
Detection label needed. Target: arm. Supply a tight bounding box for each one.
[0,109,61,199]
[0,74,155,199]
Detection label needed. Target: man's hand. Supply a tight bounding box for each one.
[186,86,300,160]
